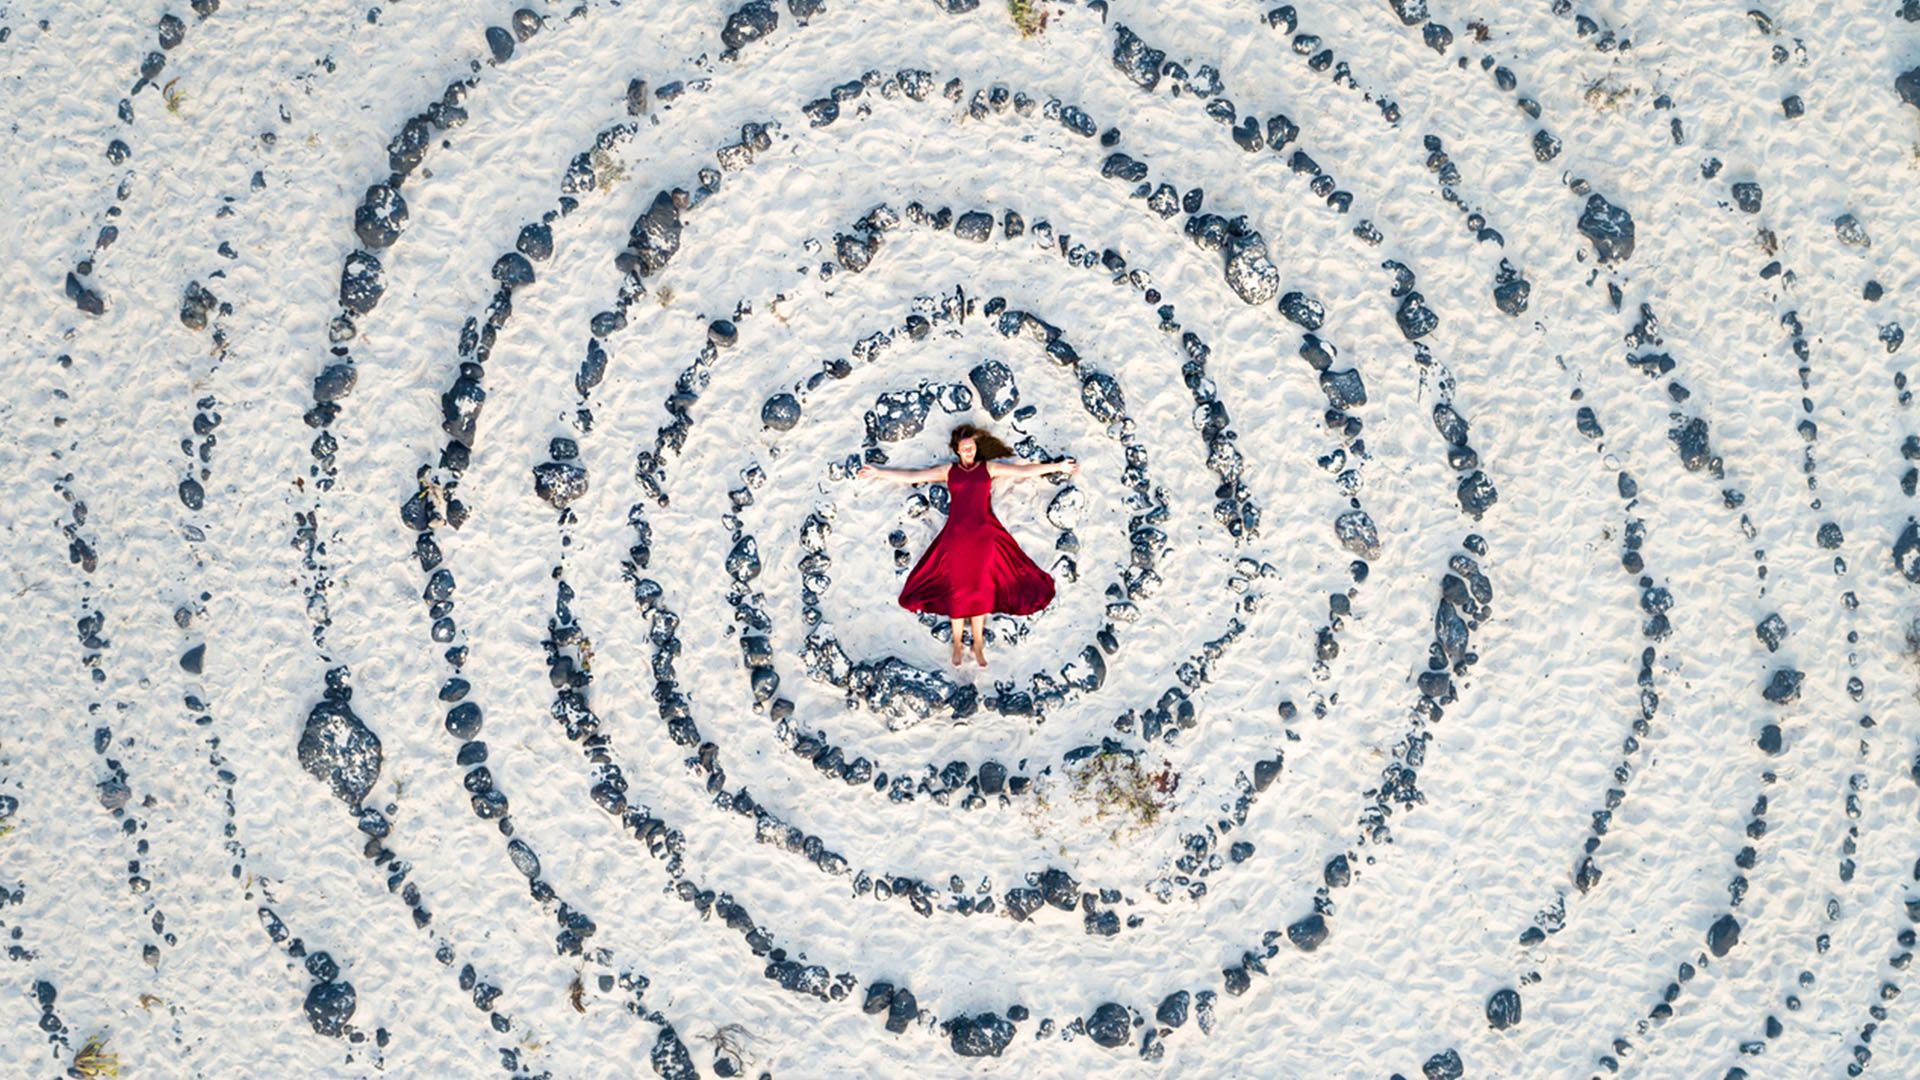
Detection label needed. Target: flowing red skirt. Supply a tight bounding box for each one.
[898,464,1056,618]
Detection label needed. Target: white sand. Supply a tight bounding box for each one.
[3,0,1918,1076]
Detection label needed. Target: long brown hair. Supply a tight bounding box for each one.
[949,423,1012,461]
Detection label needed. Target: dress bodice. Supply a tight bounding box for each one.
[946,462,995,523]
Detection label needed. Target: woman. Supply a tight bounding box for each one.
[857,423,1078,667]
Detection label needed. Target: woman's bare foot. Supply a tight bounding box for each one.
[972,646,988,668]
[950,639,964,666]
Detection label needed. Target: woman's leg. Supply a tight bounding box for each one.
[948,617,964,665]
[969,613,987,666]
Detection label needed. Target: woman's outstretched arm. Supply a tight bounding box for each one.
[856,464,950,483]
[987,458,1078,480]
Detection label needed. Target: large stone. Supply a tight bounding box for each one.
[1577,193,1636,263]
[1320,368,1367,409]
[339,251,384,315]
[352,184,408,249]
[948,1012,1015,1057]
[720,1,778,51]
[762,392,801,431]
[1388,0,1429,25]
[952,211,994,242]
[1895,518,1920,583]
[1486,987,1522,1030]
[1457,470,1499,518]
[1085,1003,1132,1048]
[969,359,1019,419]
[1422,1049,1464,1080]
[533,462,589,509]
[1047,486,1084,529]
[1900,66,1920,111]
[1670,416,1712,471]
[304,980,356,1037]
[727,536,761,581]
[1707,912,1741,957]
[1286,912,1328,951]
[1761,668,1803,704]
[298,700,382,806]
[1112,25,1165,91]
[1396,291,1438,339]
[1080,372,1125,423]
[1334,510,1379,558]
[1435,600,1469,665]
[867,389,930,442]
[1223,231,1280,304]
[629,191,682,275]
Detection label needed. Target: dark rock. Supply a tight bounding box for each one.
[1324,854,1351,888]
[885,987,918,1033]
[867,389,930,442]
[180,643,205,674]
[722,0,778,50]
[1112,25,1165,91]
[1156,991,1189,1028]
[533,462,589,509]
[485,26,514,64]
[179,478,205,510]
[1277,291,1325,329]
[1670,416,1712,471]
[1422,1049,1464,1080]
[1320,368,1367,409]
[1287,912,1328,951]
[1086,1003,1131,1048]
[1894,518,1920,583]
[298,699,382,806]
[1334,510,1379,558]
[1223,231,1279,304]
[1389,0,1428,25]
[1707,912,1741,957]
[353,185,408,250]
[1486,987,1521,1029]
[1578,193,1636,262]
[727,536,761,581]
[1731,182,1762,214]
[948,1012,1015,1057]
[445,702,482,739]
[516,222,553,260]
[339,252,384,315]
[969,360,1019,420]
[1755,613,1787,652]
[1081,372,1125,423]
[1435,600,1469,665]
[953,211,994,242]
[1396,291,1438,339]
[1900,66,1920,111]
[314,363,356,403]
[577,340,608,397]
[492,252,535,288]
[1493,275,1530,316]
[506,838,540,878]
[1761,668,1803,704]
[1456,470,1498,518]
[762,393,801,431]
[630,190,682,275]
[304,980,356,1037]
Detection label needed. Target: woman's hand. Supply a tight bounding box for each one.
[1063,458,1079,477]
[856,465,876,480]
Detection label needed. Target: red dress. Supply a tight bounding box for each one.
[898,462,1056,618]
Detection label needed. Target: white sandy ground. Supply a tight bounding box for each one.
[2,0,1919,1076]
